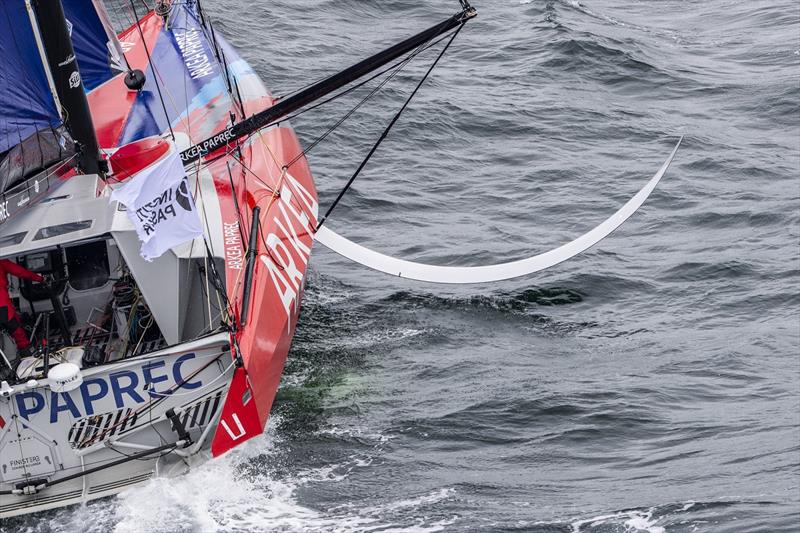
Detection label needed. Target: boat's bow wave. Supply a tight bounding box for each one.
[314,137,682,284]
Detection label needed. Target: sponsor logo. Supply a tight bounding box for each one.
[9,456,42,472]
[14,353,203,424]
[181,128,235,162]
[174,28,214,80]
[259,173,319,327]
[134,180,193,236]
[68,71,81,89]
[58,54,76,67]
[175,180,194,211]
[224,221,243,270]
[220,413,246,441]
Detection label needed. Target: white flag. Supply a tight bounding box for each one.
[111,142,204,261]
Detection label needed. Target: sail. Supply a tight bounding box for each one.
[62,0,117,90]
[0,0,115,157]
[0,1,61,155]
[1,0,114,194]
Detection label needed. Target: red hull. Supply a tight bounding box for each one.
[86,4,318,456]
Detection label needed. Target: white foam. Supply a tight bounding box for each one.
[29,417,457,533]
[626,512,665,533]
[571,508,665,533]
[109,422,320,533]
[342,327,426,349]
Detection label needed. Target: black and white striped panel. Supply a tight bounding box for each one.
[179,390,224,431]
[68,408,138,449]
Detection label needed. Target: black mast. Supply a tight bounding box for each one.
[33,0,103,176]
[181,3,477,165]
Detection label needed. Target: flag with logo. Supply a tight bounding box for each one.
[110,142,204,261]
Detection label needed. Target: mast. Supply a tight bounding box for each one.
[32,0,103,176]
[181,3,477,165]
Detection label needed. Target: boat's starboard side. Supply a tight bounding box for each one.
[83,1,319,457]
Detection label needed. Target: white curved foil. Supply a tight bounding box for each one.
[315,137,682,284]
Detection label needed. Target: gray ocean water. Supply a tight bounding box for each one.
[9,0,800,531]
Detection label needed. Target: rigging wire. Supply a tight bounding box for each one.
[275,30,457,130]
[212,25,465,289]
[208,28,460,227]
[128,0,175,141]
[169,7,465,318]
[77,352,226,448]
[274,28,454,107]
[226,162,248,244]
[194,26,458,214]
[316,23,466,230]
[178,26,460,177]
[192,1,245,120]
[194,174,233,329]
[284,40,425,169]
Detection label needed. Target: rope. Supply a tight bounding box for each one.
[316,23,465,230]
[149,359,234,397]
[226,161,247,244]
[203,251,213,331]
[275,29,455,107]
[128,0,175,141]
[77,351,225,448]
[284,44,417,169]
[275,30,457,138]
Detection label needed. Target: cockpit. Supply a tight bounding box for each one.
[0,169,228,387]
[0,236,166,384]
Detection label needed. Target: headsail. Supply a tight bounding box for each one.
[0,0,116,156]
[0,1,61,155]
[1,0,108,226]
[62,0,119,90]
